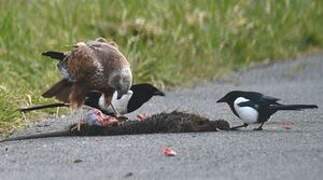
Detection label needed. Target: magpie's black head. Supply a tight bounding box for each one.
[127,83,165,113]
[131,83,165,97]
[217,91,247,103]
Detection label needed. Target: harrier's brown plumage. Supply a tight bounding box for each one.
[42,38,132,111]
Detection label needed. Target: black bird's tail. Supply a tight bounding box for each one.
[42,51,66,61]
[270,104,318,111]
[18,103,69,113]
[0,130,71,143]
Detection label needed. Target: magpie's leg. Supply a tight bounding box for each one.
[230,123,248,130]
[253,122,265,131]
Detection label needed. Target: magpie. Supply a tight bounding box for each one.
[19,83,165,115]
[217,90,318,130]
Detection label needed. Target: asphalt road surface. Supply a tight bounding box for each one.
[1,54,323,180]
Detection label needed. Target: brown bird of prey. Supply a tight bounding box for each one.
[42,38,132,115]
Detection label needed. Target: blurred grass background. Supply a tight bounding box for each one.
[0,0,323,133]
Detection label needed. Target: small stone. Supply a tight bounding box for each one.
[124,172,133,177]
[73,159,82,163]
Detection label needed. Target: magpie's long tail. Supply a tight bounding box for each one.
[0,130,71,143]
[18,103,69,113]
[270,104,318,111]
[41,51,66,61]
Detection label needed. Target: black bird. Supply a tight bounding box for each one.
[217,90,318,130]
[19,83,165,115]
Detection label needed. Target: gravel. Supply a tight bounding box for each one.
[0,54,322,180]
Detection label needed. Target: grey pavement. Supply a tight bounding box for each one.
[0,54,323,180]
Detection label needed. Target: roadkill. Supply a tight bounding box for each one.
[0,111,230,142]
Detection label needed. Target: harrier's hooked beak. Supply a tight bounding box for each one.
[117,92,126,100]
[117,89,131,100]
[117,94,123,100]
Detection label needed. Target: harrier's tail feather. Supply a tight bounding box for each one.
[42,51,66,61]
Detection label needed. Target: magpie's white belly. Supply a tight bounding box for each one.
[234,97,259,124]
[98,90,133,114]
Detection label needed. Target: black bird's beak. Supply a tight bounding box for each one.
[216,97,225,103]
[154,90,165,96]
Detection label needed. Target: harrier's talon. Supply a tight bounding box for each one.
[70,123,83,132]
[116,115,128,122]
[77,122,81,131]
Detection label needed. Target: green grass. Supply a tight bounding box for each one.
[0,0,323,133]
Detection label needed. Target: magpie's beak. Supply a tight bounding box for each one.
[216,97,226,103]
[154,90,165,96]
